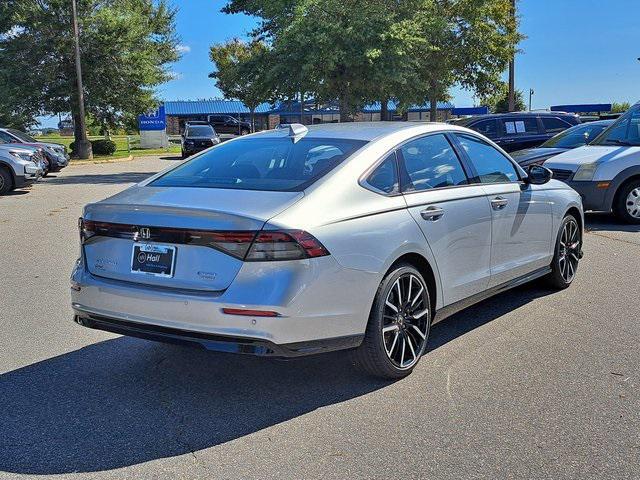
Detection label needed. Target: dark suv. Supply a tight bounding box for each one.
[453,112,581,152]
[181,124,220,158]
[207,115,252,136]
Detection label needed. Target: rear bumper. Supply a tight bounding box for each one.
[73,313,362,357]
[70,254,378,347]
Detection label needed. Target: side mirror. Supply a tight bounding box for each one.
[526,164,553,185]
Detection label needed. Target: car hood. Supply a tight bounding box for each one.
[0,143,40,153]
[511,147,568,163]
[544,145,640,171]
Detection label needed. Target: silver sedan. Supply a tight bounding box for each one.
[71,122,584,378]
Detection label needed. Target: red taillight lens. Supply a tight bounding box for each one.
[245,230,329,261]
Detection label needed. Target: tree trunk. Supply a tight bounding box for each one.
[250,109,255,132]
[429,95,438,122]
[380,97,389,121]
[339,93,353,122]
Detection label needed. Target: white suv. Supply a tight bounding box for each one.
[545,102,640,223]
[0,145,44,194]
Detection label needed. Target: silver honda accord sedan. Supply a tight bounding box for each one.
[71,122,584,378]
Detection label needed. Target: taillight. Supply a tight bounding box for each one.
[246,230,329,261]
[78,219,329,262]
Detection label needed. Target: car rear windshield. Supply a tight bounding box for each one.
[151,136,368,191]
[186,126,215,137]
[541,123,609,149]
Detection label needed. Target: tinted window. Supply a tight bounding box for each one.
[186,126,215,137]
[593,107,640,146]
[209,116,223,123]
[541,117,571,133]
[399,134,468,192]
[471,119,498,138]
[456,134,519,183]
[152,137,367,191]
[366,153,399,194]
[541,123,610,149]
[502,118,539,135]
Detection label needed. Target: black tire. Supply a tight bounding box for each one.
[545,214,582,289]
[0,167,12,194]
[181,150,187,159]
[352,263,431,379]
[613,179,640,224]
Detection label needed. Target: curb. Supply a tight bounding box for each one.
[69,155,134,166]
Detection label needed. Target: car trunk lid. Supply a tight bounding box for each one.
[82,186,303,291]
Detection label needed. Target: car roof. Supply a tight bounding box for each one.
[456,111,578,123]
[251,122,465,142]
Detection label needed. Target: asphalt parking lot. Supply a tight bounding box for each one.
[1,155,639,479]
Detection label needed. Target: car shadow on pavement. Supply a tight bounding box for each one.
[0,283,553,476]
[427,283,553,352]
[0,339,391,475]
[40,172,159,185]
[584,212,640,233]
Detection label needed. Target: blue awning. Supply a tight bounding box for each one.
[164,100,273,116]
[550,104,612,113]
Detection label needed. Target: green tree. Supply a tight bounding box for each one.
[611,102,631,114]
[210,39,272,131]
[221,0,521,122]
[480,82,526,113]
[0,0,179,147]
[394,0,522,120]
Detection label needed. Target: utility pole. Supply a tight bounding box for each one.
[71,0,92,159]
[529,88,534,111]
[508,0,516,112]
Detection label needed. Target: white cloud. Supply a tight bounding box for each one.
[176,44,191,54]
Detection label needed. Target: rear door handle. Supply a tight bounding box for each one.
[420,206,445,221]
[491,196,509,210]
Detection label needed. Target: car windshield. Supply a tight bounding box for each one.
[541,123,610,149]
[186,126,215,137]
[592,105,640,146]
[152,136,368,191]
[8,129,37,143]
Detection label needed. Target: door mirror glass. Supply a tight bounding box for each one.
[527,165,553,185]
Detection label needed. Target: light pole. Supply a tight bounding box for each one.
[529,88,534,111]
[71,0,92,159]
[508,0,516,112]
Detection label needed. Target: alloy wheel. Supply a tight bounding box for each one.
[382,273,429,369]
[625,187,640,219]
[558,218,581,283]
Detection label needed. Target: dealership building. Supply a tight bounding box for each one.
[161,99,485,134]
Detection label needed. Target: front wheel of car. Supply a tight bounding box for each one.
[613,180,640,224]
[0,167,13,194]
[352,263,431,379]
[545,214,582,289]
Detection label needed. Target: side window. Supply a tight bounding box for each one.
[365,153,399,194]
[471,119,498,138]
[398,134,468,192]
[456,134,519,184]
[502,117,539,135]
[542,117,571,134]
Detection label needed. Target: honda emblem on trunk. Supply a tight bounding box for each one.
[139,227,151,240]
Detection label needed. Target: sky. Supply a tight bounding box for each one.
[39,0,640,127]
